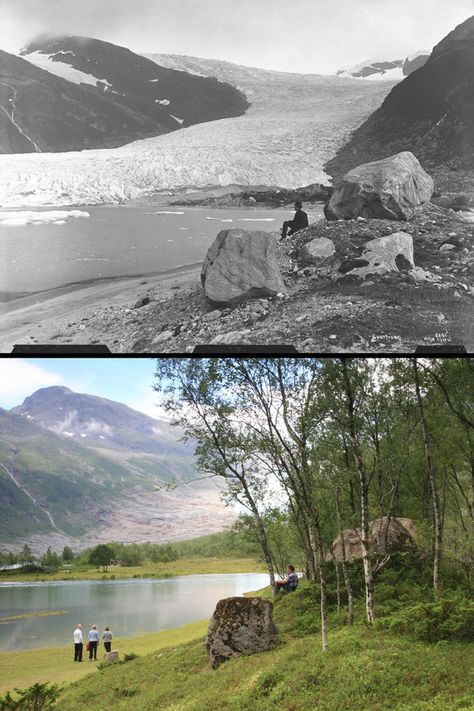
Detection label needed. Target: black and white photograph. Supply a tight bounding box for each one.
[0,0,473,352]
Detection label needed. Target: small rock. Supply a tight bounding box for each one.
[206,310,221,321]
[440,244,455,252]
[134,295,154,309]
[103,651,119,663]
[152,329,174,344]
[79,324,86,331]
[328,334,338,341]
[453,291,462,299]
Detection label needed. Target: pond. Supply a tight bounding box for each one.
[0,572,270,651]
[0,205,324,295]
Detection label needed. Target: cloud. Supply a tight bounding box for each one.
[0,359,65,409]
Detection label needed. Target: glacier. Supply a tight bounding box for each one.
[0,59,394,208]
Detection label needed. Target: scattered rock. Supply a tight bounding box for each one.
[297,237,336,266]
[206,310,221,321]
[325,151,434,221]
[407,267,442,284]
[209,330,251,345]
[133,295,154,309]
[152,329,174,344]
[206,597,278,669]
[201,229,286,304]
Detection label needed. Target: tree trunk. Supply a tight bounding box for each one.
[335,486,354,625]
[341,360,375,623]
[332,554,341,617]
[412,358,443,595]
[241,480,276,587]
[310,522,329,652]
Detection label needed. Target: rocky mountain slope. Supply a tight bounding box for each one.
[0,48,179,153]
[0,388,234,552]
[0,37,247,155]
[336,52,429,81]
[0,55,394,206]
[20,36,248,135]
[325,16,474,190]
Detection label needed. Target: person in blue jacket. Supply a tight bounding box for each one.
[88,624,99,660]
[273,565,299,593]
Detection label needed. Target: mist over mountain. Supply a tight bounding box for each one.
[1,387,234,553]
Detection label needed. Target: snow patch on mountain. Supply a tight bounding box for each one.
[21,50,113,89]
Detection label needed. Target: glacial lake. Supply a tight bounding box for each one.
[0,572,270,651]
[0,204,324,295]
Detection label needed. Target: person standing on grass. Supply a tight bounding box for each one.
[88,624,99,660]
[102,626,113,653]
[73,623,83,662]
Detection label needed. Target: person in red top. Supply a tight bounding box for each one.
[280,201,309,240]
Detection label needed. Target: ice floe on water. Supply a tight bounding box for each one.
[206,217,233,222]
[147,211,184,215]
[238,218,275,222]
[0,210,89,226]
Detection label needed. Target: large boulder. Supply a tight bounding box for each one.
[328,517,417,561]
[336,231,414,282]
[206,597,278,669]
[325,152,434,221]
[201,229,286,304]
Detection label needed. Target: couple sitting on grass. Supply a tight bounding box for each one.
[273,565,298,594]
[73,623,113,662]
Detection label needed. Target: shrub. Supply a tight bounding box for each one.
[123,653,139,662]
[0,682,61,710]
[377,596,474,642]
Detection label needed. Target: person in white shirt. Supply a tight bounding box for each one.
[73,624,83,662]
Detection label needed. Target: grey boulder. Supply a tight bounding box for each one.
[325,151,434,221]
[206,596,278,669]
[298,237,336,266]
[103,651,119,662]
[337,231,414,282]
[201,229,286,304]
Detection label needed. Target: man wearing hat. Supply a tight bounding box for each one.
[280,200,309,240]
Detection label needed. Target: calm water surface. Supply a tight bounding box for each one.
[0,573,269,651]
[0,205,324,294]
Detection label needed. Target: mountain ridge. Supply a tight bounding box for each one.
[325,15,474,188]
[0,387,235,552]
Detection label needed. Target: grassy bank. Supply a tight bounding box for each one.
[0,620,208,694]
[52,583,474,710]
[0,557,266,583]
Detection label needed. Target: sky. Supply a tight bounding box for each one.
[0,0,473,73]
[0,358,169,418]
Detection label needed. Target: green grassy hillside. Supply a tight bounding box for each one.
[55,581,474,711]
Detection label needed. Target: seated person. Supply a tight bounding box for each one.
[280,200,309,240]
[273,565,298,593]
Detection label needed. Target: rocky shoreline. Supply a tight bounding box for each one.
[2,177,473,354]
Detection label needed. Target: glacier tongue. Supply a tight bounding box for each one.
[0,70,394,208]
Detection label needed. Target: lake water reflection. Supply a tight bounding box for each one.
[0,572,269,651]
